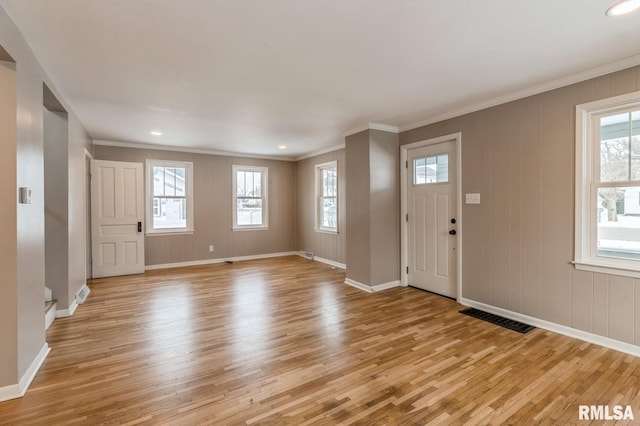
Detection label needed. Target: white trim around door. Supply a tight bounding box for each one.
[400,132,463,302]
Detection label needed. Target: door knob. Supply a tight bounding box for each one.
[449,229,456,235]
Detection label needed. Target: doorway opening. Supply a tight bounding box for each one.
[43,83,69,317]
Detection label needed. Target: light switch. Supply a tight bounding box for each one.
[465,193,480,204]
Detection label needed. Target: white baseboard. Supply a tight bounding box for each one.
[56,299,78,318]
[315,256,346,269]
[0,343,50,403]
[372,280,401,292]
[460,298,640,358]
[45,302,56,330]
[145,251,298,271]
[0,383,20,403]
[296,252,346,269]
[344,278,401,293]
[344,278,373,292]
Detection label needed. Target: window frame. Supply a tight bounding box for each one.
[575,90,640,278]
[232,165,268,231]
[315,161,338,234]
[145,159,194,235]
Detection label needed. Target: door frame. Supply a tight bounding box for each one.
[400,132,463,302]
[84,148,93,283]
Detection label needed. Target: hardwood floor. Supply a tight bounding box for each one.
[1,255,640,425]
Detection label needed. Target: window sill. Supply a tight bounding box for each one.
[232,226,269,232]
[315,228,338,235]
[572,260,640,279]
[146,230,194,237]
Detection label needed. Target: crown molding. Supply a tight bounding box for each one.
[92,139,297,162]
[295,143,345,161]
[341,125,369,138]
[342,122,399,138]
[368,123,400,133]
[400,54,640,132]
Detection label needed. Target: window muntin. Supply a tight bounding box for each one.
[414,154,449,185]
[315,161,337,232]
[233,165,268,230]
[146,160,193,234]
[575,92,640,277]
[599,111,640,182]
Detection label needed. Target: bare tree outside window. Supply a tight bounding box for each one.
[597,110,640,259]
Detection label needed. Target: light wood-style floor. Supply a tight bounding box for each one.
[2,256,640,425]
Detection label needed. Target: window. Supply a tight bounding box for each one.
[413,154,449,185]
[575,91,640,277]
[233,165,268,230]
[146,159,193,234]
[315,161,338,233]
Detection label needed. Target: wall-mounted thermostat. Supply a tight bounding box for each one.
[19,187,32,204]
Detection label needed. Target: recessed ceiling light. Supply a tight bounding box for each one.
[606,0,640,16]
[278,145,287,150]
[150,130,163,136]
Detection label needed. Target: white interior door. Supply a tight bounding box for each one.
[407,141,457,297]
[91,160,145,278]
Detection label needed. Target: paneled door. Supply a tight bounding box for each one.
[91,160,144,278]
[407,141,457,297]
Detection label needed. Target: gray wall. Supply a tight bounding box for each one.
[69,121,92,301]
[346,131,371,284]
[369,130,400,285]
[0,59,18,387]
[93,145,297,265]
[0,3,92,389]
[44,109,69,309]
[400,65,640,346]
[345,129,400,286]
[295,149,346,265]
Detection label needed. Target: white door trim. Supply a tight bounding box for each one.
[400,132,463,302]
[84,148,93,283]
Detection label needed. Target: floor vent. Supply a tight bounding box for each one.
[459,308,535,334]
[76,285,90,304]
[301,251,314,260]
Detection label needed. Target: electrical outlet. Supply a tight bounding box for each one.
[209,245,214,252]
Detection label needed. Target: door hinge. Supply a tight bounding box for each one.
[405,161,408,169]
[406,266,409,274]
[406,213,408,222]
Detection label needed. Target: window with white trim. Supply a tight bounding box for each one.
[413,154,449,185]
[233,165,268,230]
[146,159,193,234]
[575,91,640,277]
[315,161,338,233]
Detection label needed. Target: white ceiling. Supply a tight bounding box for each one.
[1,1,640,159]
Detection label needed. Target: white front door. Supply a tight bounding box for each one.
[407,141,457,297]
[91,160,145,278]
